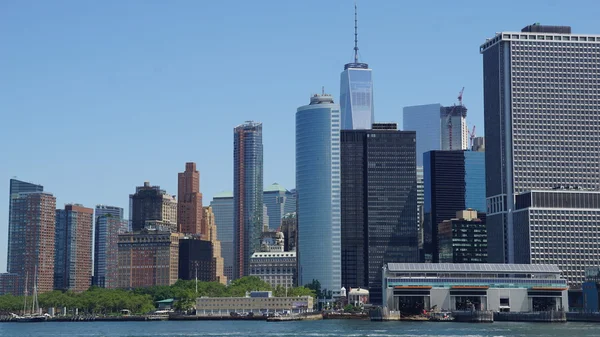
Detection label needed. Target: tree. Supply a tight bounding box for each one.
[227,276,272,297]
[304,279,322,298]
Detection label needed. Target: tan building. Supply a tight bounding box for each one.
[117,230,180,288]
[204,206,227,284]
[178,162,204,236]
[196,293,313,315]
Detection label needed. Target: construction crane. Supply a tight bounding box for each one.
[458,87,465,106]
[468,125,476,149]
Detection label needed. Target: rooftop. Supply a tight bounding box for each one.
[213,190,233,199]
[386,263,561,274]
[264,183,288,193]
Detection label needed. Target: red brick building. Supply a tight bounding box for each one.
[177,162,204,236]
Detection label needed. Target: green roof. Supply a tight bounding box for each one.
[264,183,288,193]
[156,298,174,303]
[213,190,233,199]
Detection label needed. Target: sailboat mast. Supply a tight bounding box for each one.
[32,266,38,314]
[23,272,28,315]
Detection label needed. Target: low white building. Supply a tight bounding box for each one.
[195,292,313,316]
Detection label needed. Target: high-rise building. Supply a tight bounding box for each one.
[54,204,93,292]
[440,104,468,150]
[438,210,487,263]
[402,104,441,166]
[233,121,264,279]
[129,181,177,232]
[416,166,425,261]
[263,183,295,231]
[296,92,341,295]
[280,212,297,252]
[481,24,600,285]
[203,206,227,284]
[178,237,216,283]
[211,191,234,281]
[340,4,373,130]
[117,230,181,288]
[94,205,128,288]
[341,124,418,304]
[423,150,486,262]
[472,137,485,152]
[7,190,56,295]
[178,162,204,236]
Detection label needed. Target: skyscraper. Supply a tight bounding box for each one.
[263,183,294,231]
[402,104,441,166]
[203,206,227,284]
[481,24,600,284]
[340,4,373,130]
[296,92,341,295]
[129,182,177,232]
[423,150,486,262]
[233,121,263,279]
[94,205,128,288]
[210,191,234,281]
[178,162,204,236]
[341,123,418,304]
[54,204,93,292]
[440,104,468,150]
[7,190,56,295]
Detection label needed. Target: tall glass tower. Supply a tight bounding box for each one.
[340,4,373,130]
[296,93,341,296]
[233,121,263,279]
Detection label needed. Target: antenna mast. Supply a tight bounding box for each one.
[354,2,359,63]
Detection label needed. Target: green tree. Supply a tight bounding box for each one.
[227,276,272,297]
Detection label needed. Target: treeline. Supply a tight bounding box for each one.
[0,277,316,315]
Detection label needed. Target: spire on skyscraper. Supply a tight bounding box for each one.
[354,2,359,64]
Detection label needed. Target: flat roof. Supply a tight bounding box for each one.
[386,263,561,274]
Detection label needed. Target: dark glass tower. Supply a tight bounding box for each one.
[233,121,263,279]
[423,150,485,262]
[341,124,418,305]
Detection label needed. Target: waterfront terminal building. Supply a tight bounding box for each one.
[382,263,568,314]
[195,291,313,316]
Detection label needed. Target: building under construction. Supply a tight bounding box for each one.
[440,89,468,150]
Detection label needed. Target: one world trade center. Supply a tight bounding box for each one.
[340,3,373,130]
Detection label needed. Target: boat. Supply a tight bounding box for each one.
[13,267,47,323]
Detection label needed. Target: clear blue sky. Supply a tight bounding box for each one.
[1,0,598,272]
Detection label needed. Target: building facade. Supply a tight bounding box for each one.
[7,191,56,295]
[203,206,227,284]
[383,263,568,313]
[178,237,215,282]
[341,124,418,304]
[263,183,294,231]
[196,294,313,316]
[178,162,204,236]
[94,205,128,288]
[423,150,485,262]
[280,212,297,252]
[233,121,264,279]
[117,230,180,288]
[54,204,93,292]
[480,25,600,268]
[296,93,341,295]
[129,181,177,232]
[513,190,600,286]
[210,191,234,281]
[402,104,441,166]
[438,210,487,263]
[249,251,297,289]
[440,104,468,150]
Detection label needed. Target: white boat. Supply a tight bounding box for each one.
[13,267,47,323]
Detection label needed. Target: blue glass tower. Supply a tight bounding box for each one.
[340,4,373,130]
[296,93,341,296]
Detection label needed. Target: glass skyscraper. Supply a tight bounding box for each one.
[210,191,234,281]
[402,104,442,166]
[7,179,43,271]
[481,24,600,285]
[94,205,127,288]
[296,93,341,295]
[233,121,263,279]
[263,183,294,231]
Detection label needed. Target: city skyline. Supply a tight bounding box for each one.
[1,1,599,276]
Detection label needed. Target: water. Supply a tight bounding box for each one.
[0,320,599,337]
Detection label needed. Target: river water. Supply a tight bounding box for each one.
[1,320,599,337]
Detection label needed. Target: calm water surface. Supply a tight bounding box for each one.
[1,320,599,337]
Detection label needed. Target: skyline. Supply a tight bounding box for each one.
[2,0,600,273]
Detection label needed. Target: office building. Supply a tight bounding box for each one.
[440,104,468,150]
[417,166,424,260]
[7,190,56,295]
[382,263,568,313]
[263,183,295,231]
[480,25,600,277]
[203,206,227,284]
[296,92,341,295]
[402,104,441,166]
[341,124,418,304]
[233,121,264,279]
[129,181,177,232]
[340,4,373,130]
[54,204,93,292]
[117,230,180,288]
[94,205,128,288]
[178,162,204,236]
[196,293,313,316]
[438,210,487,263]
[280,212,297,252]
[423,150,485,262]
[513,190,600,286]
[178,237,215,282]
[211,191,234,281]
[250,251,297,289]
